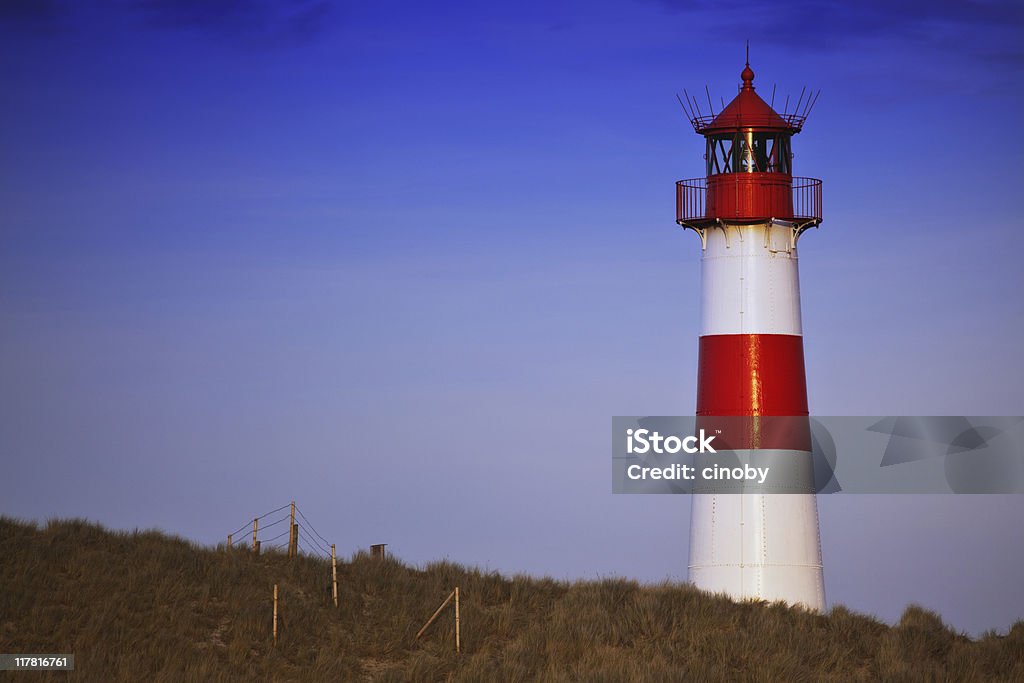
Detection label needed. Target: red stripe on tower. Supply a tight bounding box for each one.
[697,334,808,416]
[697,335,811,452]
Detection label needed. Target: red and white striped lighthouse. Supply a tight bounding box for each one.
[676,59,825,610]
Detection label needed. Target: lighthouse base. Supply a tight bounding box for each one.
[688,492,825,611]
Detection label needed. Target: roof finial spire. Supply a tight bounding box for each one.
[741,42,755,90]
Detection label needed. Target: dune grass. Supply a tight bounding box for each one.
[1,516,1021,681]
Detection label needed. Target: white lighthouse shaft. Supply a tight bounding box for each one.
[688,220,825,610]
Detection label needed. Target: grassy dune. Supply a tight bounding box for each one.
[1,516,1022,681]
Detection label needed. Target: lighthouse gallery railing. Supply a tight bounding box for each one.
[676,176,822,226]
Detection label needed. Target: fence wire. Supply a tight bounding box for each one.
[264,527,290,545]
[298,526,332,556]
[228,503,292,539]
[294,505,332,549]
[259,515,290,531]
[227,501,342,560]
[298,528,330,559]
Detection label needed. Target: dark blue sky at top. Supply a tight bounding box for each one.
[2,0,1023,637]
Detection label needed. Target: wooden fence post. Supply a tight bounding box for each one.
[288,502,296,558]
[273,584,278,644]
[415,590,455,641]
[331,544,338,608]
[455,586,461,653]
[252,518,258,552]
[227,533,232,549]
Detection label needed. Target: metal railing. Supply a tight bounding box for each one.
[675,177,707,224]
[686,112,808,134]
[675,176,821,225]
[790,177,822,222]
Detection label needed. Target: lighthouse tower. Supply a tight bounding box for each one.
[676,59,825,610]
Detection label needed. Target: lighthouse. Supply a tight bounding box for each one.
[676,58,826,610]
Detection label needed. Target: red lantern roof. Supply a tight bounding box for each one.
[683,62,815,135]
[703,63,790,133]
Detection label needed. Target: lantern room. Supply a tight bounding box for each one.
[676,61,822,233]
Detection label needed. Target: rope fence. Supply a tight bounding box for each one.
[225,501,340,562]
[223,502,450,650]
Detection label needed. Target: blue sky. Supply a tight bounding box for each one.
[2,0,1023,636]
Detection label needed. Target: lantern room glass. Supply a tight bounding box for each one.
[706,133,791,176]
